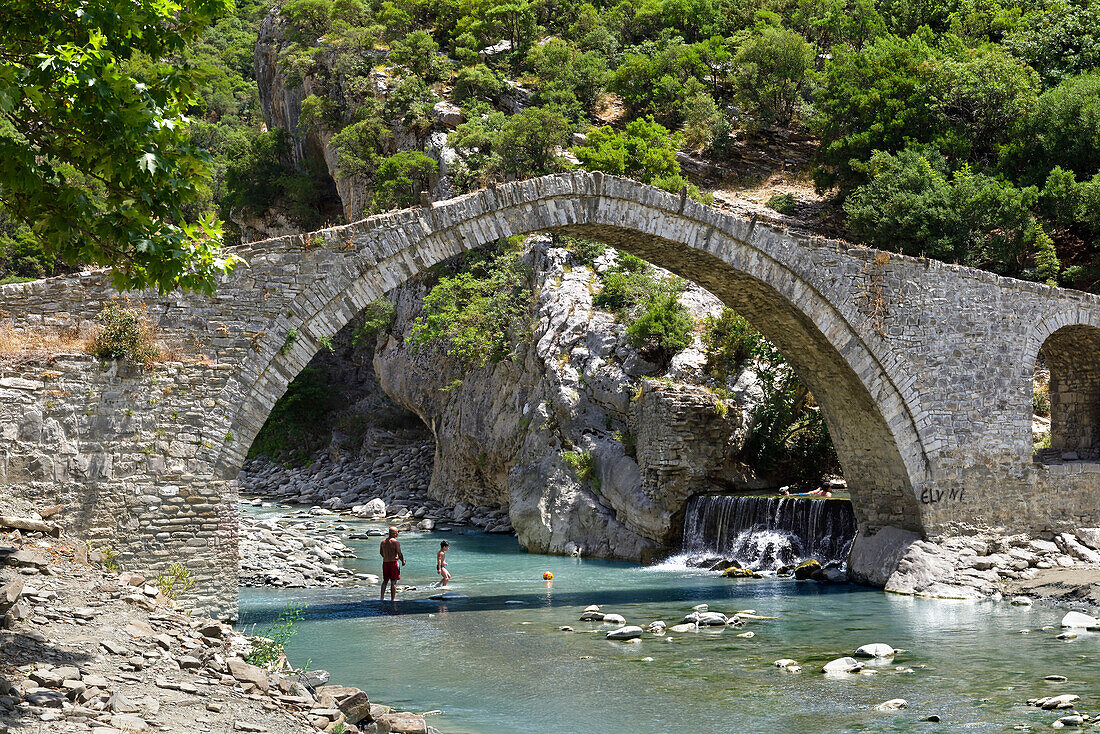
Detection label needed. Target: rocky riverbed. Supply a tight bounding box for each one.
[0,529,439,734]
[238,451,514,589]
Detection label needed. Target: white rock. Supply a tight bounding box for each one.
[579,611,604,621]
[691,603,709,611]
[1060,611,1098,628]
[646,621,666,633]
[822,657,864,674]
[874,699,908,711]
[854,643,895,658]
[669,623,696,633]
[736,631,754,638]
[601,613,626,625]
[696,612,728,626]
[773,659,798,668]
[606,626,643,640]
[583,605,600,613]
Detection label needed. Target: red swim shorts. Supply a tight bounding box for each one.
[382,560,400,581]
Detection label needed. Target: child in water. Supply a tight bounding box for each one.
[437,540,451,587]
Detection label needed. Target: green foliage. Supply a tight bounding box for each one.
[496,107,573,179]
[352,299,397,347]
[280,329,300,356]
[372,151,439,211]
[574,117,679,185]
[247,603,306,669]
[844,149,1049,278]
[0,0,237,293]
[766,193,796,215]
[154,562,197,602]
[1005,71,1100,184]
[744,373,838,486]
[1002,0,1100,88]
[561,449,598,489]
[453,65,505,103]
[248,368,337,463]
[730,23,813,127]
[1033,383,1051,418]
[559,236,607,267]
[390,31,449,80]
[224,130,334,229]
[701,308,779,380]
[608,42,707,125]
[408,244,534,367]
[625,292,695,362]
[90,301,161,366]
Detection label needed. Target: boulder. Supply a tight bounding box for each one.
[822,657,864,674]
[606,625,643,640]
[579,611,604,621]
[646,621,666,633]
[432,101,464,127]
[874,699,908,711]
[773,659,798,668]
[301,669,330,689]
[601,613,626,625]
[669,623,697,633]
[723,567,761,579]
[337,689,373,725]
[0,578,23,614]
[1075,528,1100,551]
[696,612,728,626]
[793,559,821,580]
[848,526,921,586]
[226,657,270,692]
[376,711,428,734]
[1060,611,1098,629]
[854,643,895,658]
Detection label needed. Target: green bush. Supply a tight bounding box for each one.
[90,301,161,366]
[390,30,449,80]
[352,299,397,347]
[766,193,796,215]
[247,603,306,669]
[562,449,599,489]
[408,244,534,367]
[372,151,439,211]
[453,64,505,103]
[701,308,779,380]
[730,23,813,127]
[625,292,695,362]
[559,236,607,267]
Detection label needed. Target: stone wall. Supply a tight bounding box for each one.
[0,173,1098,614]
[0,355,237,617]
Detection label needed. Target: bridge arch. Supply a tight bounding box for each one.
[217,173,931,539]
[1026,308,1100,460]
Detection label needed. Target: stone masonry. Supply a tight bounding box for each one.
[0,172,1098,616]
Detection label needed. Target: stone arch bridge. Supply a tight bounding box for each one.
[1,173,1098,616]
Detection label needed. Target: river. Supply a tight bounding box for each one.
[238,507,1098,733]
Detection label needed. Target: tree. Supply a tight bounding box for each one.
[390,30,449,80]
[0,0,237,293]
[372,151,439,211]
[495,107,572,179]
[574,116,679,184]
[730,22,814,127]
[1003,71,1100,184]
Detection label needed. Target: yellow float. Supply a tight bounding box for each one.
[543,571,554,580]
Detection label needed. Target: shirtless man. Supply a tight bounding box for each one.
[379,527,406,602]
[436,541,451,587]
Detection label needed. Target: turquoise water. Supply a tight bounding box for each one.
[239,509,1098,733]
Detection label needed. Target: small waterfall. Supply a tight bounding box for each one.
[675,494,857,570]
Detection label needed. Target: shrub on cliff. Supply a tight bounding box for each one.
[89,301,161,366]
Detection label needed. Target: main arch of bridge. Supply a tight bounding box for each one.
[216,172,930,536]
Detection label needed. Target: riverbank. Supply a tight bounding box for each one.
[0,529,439,734]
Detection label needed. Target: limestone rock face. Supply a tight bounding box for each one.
[374,236,763,561]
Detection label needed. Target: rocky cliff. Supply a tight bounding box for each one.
[373,236,767,561]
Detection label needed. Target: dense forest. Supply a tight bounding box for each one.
[2,0,1100,290]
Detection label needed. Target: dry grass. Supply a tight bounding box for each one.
[0,322,93,363]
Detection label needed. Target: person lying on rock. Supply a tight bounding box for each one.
[437,541,451,588]
[380,527,406,602]
[780,486,832,497]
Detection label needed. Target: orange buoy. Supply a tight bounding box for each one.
[543,571,554,580]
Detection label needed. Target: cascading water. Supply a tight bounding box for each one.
[670,494,857,571]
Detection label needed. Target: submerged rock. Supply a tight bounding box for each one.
[606,626,644,640]
[822,657,864,674]
[854,643,895,658]
[874,699,908,711]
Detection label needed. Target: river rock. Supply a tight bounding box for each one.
[1030,694,1080,710]
[874,699,908,711]
[647,621,666,633]
[774,659,798,668]
[226,658,270,692]
[579,611,605,621]
[376,711,428,734]
[696,612,728,626]
[854,643,895,658]
[601,613,626,625]
[606,626,643,640]
[669,623,696,633]
[822,657,864,674]
[1053,714,1085,728]
[691,604,709,611]
[583,605,600,612]
[793,559,821,580]
[1060,611,1098,628]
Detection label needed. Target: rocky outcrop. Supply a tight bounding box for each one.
[373,236,765,562]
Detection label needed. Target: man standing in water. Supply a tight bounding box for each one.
[437,541,451,587]
[380,527,406,602]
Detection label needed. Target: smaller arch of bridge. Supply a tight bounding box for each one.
[216,174,933,537]
[1025,308,1100,461]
